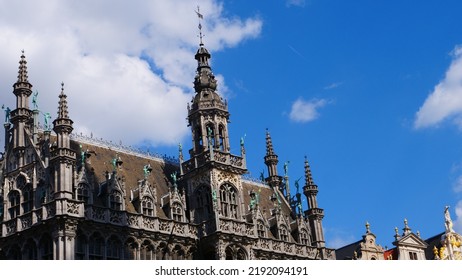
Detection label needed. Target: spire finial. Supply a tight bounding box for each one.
[365,221,371,234]
[304,156,315,186]
[195,6,204,45]
[57,82,69,119]
[265,128,275,155]
[17,50,29,83]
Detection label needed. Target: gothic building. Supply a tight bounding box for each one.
[0,39,335,260]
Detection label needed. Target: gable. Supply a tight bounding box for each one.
[395,233,428,248]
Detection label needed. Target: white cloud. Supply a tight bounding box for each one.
[286,0,307,8]
[0,0,262,147]
[414,46,462,129]
[324,82,343,90]
[453,174,462,193]
[289,98,328,123]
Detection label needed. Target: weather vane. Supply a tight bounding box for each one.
[195,6,204,45]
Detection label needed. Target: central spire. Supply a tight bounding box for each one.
[183,8,245,175]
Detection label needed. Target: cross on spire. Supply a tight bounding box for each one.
[195,6,204,45]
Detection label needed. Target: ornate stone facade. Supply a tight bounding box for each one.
[0,42,334,260]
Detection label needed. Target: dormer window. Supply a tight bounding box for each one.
[279,225,289,242]
[142,196,154,216]
[109,191,123,211]
[172,202,183,222]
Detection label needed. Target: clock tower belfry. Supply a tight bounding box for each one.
[179,8,247,259]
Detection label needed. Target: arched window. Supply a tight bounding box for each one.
[236,248,246,260]
[140,240,154,260]
[299,229,310,245]
[109,191,123,211]
[156,242,169,260]
[194,126,203,151]
[75,183,90,204]
[257,220,266,238]
[206,123,215,148]
[21,184,33,213]
[218,124,225,151]
[6,245,21,260]
[23,239,37,260]
[194,186,212,223]
[219,183,238,219]
[75,232,87,260]
[8,191,20,219]
[142,196,154,216]
[279,225,289,242]
[88,232,104,260]
[225,245,247,260]
[39,234,53,260]
[172,245,185,260]
[106,236,122,260]
[172,202,183,222]
[124,238,138,260]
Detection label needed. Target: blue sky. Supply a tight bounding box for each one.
[1,0,462,249]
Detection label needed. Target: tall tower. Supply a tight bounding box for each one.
[264,129,281,189]
[180,9,247,259]
[9,51,33,169]
[303,157,325,249]
[49,83,78,259]
[50,83,76,199]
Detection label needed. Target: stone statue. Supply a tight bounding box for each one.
[170,171,177,186]
[445,206,454,233]
[284,161,289,177]
[32,91,39,110]
[2,105,11,123]
[297,200,303,215]
[43,112,51,130]
[143,164,152,178]
[259,171,265,182]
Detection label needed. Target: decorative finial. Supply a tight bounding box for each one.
[394,226,400,241]
[195,6,204,45]
[365,221,370,233]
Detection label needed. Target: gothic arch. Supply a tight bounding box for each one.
[39,234,53,260]
[298,228,311,245]
[106,235,122,260]
[23,238,37,260]
[194,185,212,223]
[156,242,169,260]
[257,219,267,238]
[225,244,247,260]
[88,232,104,259]
[75,231,88,259]
[205,122,216,148]
[171,201,184,222]
[219,183,239,219]
[140,240,154,260]
[74,182,91,204]
[6,244,21,260]
[279,224,289,242]
[109,190,123,211]
[124,237,139,260]
[141,196,154,216]
[218,123,226,151]
[171,244,186,260]
[7,190,20,219]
